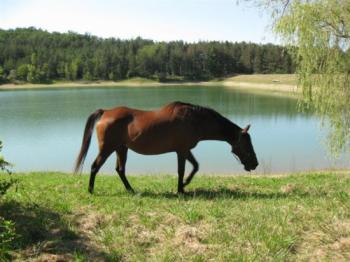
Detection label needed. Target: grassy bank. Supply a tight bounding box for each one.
[0,74,298,94]
[0,77,161,90]
[0,77,216,91]
[1,172,349,261]
[222,74,298,94]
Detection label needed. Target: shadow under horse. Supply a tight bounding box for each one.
[74,101,258,194]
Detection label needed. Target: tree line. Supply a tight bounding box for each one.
[0,27,294,84]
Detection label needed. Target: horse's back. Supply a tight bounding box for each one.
[95,102,200,154]
[100,101,193,122]
[129,103,199,154]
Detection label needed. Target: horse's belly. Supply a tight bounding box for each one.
[126,131,196,155]
[126,141,174,155]
[126,119,197,154]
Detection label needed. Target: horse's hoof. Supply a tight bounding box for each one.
[88,188,94,194]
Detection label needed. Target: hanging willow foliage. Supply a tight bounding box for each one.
[0,141,11,174]
[247,0,350,154]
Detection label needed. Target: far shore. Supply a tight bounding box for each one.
[0,74,299,95]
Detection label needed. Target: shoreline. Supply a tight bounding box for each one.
[7,168,349,177]
[0,74,299,95]
[0,79,219,90]
[222,80,297,93]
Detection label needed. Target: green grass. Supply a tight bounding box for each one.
[1,172,349,261]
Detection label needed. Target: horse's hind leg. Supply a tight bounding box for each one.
[183,151,199,187]
[88,150,112,194]
[116,146,134,193]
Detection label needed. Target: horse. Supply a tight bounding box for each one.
[74,101,258,194]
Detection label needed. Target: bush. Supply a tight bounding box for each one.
[0,140,15,197]
[0,141,11,174]
[0,217,16,260]
[0,141,16,260]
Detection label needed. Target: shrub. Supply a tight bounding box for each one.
[0,141,16,260]
[0,140,15,197]
[0,141,11,174]
[0,217,16,260]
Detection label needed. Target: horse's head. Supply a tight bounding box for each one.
[231,124,258,172]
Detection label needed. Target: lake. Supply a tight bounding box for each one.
[1,85,349,174]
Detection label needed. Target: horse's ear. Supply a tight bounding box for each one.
[242,124,251,134]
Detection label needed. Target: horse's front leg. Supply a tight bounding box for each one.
[176,152,186,194]
[183,151,199,187]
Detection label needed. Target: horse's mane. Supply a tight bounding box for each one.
[171,101,234,127]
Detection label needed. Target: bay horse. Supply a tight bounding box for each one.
[74,101,258,194]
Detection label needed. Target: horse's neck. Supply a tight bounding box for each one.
[198,115,240,144]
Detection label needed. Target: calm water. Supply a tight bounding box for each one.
[1,85,349,174]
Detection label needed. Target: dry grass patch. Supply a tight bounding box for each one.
[123,212,216,259]
[280,183,297,194]
[296,219,350,261]
[173,223,213,254]
[75,211,111,234]
[26,253,72,262]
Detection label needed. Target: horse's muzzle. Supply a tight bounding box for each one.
[244,162,258,172]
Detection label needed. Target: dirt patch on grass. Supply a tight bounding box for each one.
[331,237,350,252]
[76,211,111,234]
[124,212,216,258]
[296,219,350,261]
[27,253,73,262]
[126,212,177,244]
[11,208,110,261]
[174,225,209,253]
[280,184,297,194]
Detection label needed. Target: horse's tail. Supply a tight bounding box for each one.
[74,109,104,174]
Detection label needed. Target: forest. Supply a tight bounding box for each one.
[0,27,294,84]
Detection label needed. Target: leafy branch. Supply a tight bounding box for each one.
[0,141,12,174]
